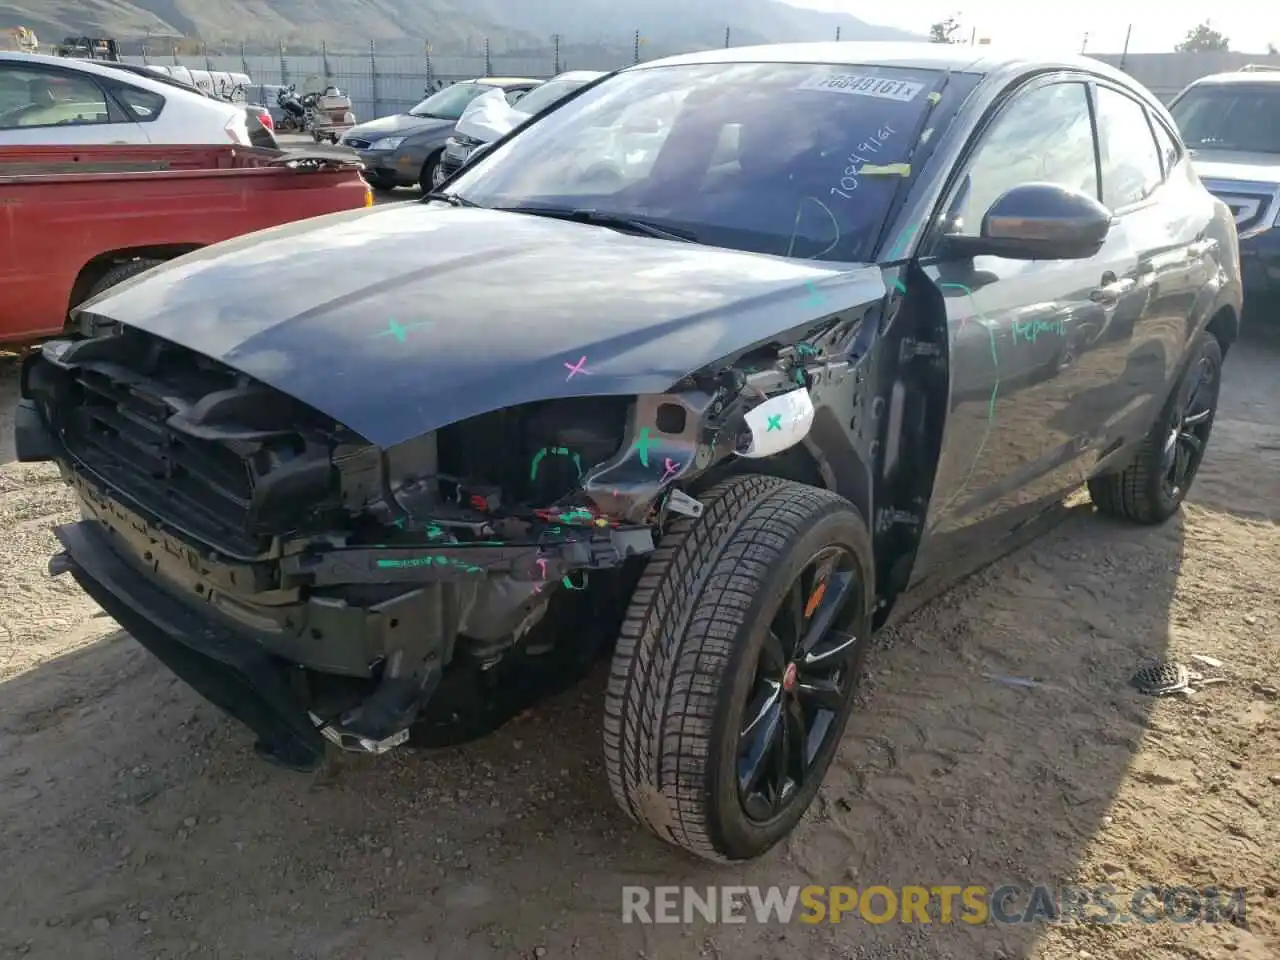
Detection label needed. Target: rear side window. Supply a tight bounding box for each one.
[113,83,166,121]
[0,66,111,129]
[1093,85,1164,209]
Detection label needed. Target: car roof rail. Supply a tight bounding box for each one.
[1239,63,1280,72]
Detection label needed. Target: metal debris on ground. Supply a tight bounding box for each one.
[1190,653,1224,668]
[1129,659,1227,696]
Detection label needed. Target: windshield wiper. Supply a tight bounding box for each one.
[421,192,479,207]
[495,205,697,242]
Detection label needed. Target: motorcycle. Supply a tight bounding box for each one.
[275,84,309,133]
[275,84,356,143]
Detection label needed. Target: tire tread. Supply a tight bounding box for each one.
[602,474,855,862]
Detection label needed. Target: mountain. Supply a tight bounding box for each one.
[0,0,923,53]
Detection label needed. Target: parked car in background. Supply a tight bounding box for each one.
[0,52,251,145]
[94,60,277,149]
[1170,67,1280,308]
[17,43,1241,864]
[439,70,605,181]
[0,142,371,345]
[341,76,540,191]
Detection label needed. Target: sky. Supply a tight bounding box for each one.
[790,0,1279,55]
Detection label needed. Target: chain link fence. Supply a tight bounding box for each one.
[122,36,659,120]
[119,46,1280,120]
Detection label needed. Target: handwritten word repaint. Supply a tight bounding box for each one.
[831,125,896,200]
[1012,318,1066,344]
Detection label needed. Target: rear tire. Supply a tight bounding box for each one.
[87,258,165,299]
[603,475,874,862]
[1088,330,1223,524]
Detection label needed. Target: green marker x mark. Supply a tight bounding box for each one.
[766,414,782,431]
[631,427,652,467]
[376,319,433,343]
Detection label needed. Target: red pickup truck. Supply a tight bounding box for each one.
[0,144,372,347]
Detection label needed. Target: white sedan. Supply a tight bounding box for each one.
[0,52,251,145]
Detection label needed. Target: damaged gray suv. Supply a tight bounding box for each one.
[16,42,1240,862]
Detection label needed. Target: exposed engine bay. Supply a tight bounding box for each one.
[17,315,856,769]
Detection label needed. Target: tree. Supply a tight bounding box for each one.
[1175,21,1230,52]
[1267,42,1278,55]
[929,17,962,44]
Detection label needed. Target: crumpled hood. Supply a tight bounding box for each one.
[454,89,526,143]
[76,204,885,448]
[345,113,450,140]
[1190,149,1280,186]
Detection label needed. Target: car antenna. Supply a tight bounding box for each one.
[869,69,953,263]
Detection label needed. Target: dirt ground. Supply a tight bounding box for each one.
[1,326,1277,960]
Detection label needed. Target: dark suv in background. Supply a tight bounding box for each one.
[1171,67,1280,309]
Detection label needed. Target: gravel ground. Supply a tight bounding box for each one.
[0,318,1277,960]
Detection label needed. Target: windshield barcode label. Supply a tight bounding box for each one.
[796,74,924,102]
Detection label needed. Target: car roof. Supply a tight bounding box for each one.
[1184,69,1280,87]
[472,76,541,87]
[550,70,606,82]
[632,40,1140,87]
[0,51,230,105]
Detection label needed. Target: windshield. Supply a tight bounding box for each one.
[1170,84,1280,154]
[446,62,946,262]
[409,83,497,120]
[513,76,592,115]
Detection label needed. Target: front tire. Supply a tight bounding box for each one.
[1088,330,1223,523]
[87,258,165,298]
[419,151,442,192]
[603,475,874,862]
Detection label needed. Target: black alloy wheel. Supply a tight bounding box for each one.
[1161,348,1219,501]
[1088,330,1224,524]
[737,545,863,824]
[604,475,875,862]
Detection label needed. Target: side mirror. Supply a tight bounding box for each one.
[939,183,1113,261]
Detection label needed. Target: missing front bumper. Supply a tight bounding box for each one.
[50,520,329,770]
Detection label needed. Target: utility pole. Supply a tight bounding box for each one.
[725,26,731,48]
[553,33,561,73]
[633,30,641,65]
[835,26,841,41]
[484,36,491,75]
[1080,32,1089,53]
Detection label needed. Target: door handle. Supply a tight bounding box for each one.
[1090,272,1134,304]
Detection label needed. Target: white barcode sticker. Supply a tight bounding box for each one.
[796,73,924,102]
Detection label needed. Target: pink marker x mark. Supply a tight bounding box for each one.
[535,557,548,579]
[660,458,680,482]
[564,356,591,380]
